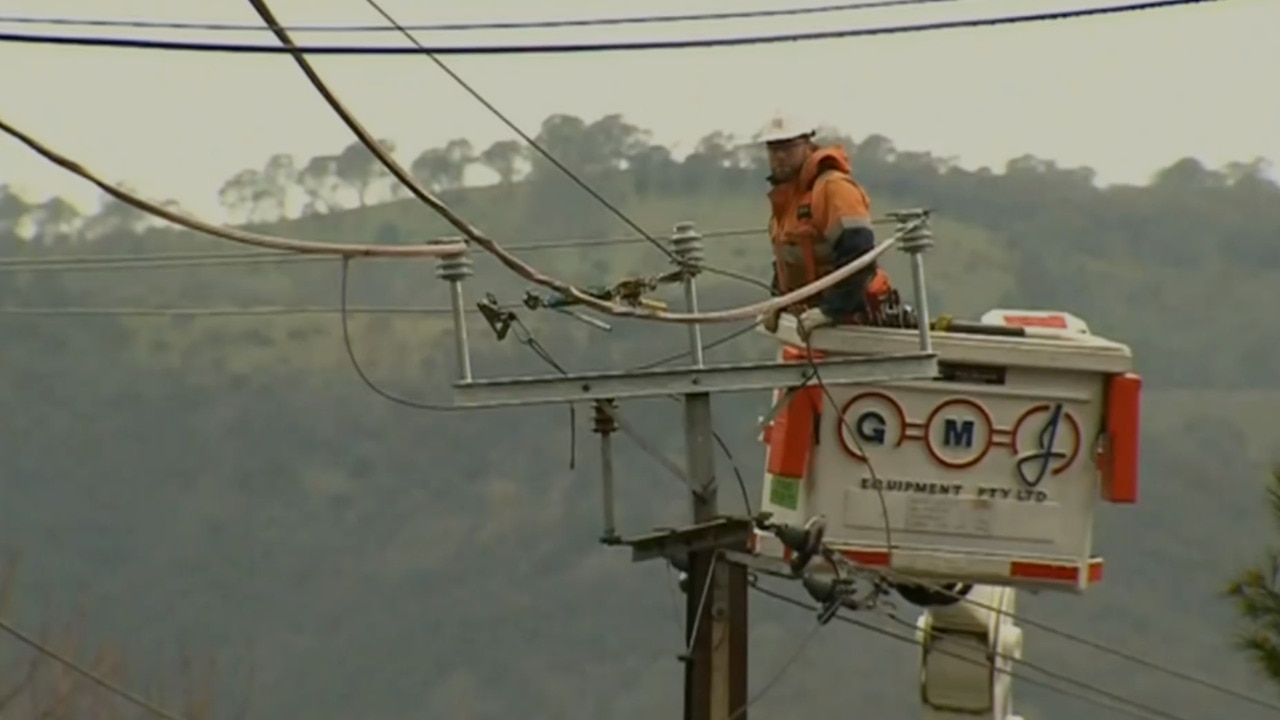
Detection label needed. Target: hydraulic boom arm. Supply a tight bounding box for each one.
[916,584,1024,720]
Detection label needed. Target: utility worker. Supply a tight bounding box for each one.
[758,115,893,338]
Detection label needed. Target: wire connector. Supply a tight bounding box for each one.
[801,574,885,624]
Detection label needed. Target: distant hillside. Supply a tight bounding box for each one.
[1,112,1278,719]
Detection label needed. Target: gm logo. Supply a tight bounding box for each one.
[1014,403,1069,488]
[854,410,887,445]
[942,418,976,448]
[837,392,1081,478]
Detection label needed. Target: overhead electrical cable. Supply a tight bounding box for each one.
[0,305,471,317]
[332,259,762,412]
[726,615,824,720]
[200,0,902,326]
[0,107,911,323]
[0,117,464,258]
[751,583,1201,720]
[798,329,896,555]
[0,224,818,273]
[473,299,757,510]
[360,0,769,291]
[868,561,1280,714]
[266,0,726,320]
[0,290,761,505]
[0,0,963,33]
[0,226,788,270]
[0,618,187,720]
[2,0,1178,323]
[328,256,758,511]
[0,1,1223,55]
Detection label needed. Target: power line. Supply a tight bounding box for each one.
[0,618,187,720]
[360,0,686,273]
[360,0,766,294]
[331,256,765,411]
[0,1,1224,55]
[0,107,859,324]
[0,0,963,34]
[0,118,468,260]
[0,227,775,272]
[5,81,896,327]
[854,559,1280,714]
[476,296,758,511]
[0,305,461,316]
[727,612,823,720]
[243,0,875,326]
[330,255,759,518]
[750,582,1198,720]
[16,237,1261,710]
[360,0,768,294]
[245,0,712,325]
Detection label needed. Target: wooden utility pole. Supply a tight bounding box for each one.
[670,218,750,720]
[681,391,750,720]
[438,218,937,720]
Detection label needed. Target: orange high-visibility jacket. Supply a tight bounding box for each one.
[767,145,892,320]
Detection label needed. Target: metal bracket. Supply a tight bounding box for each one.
[623,517,756,564]
[476,292,516,341]
[451,352,938,408]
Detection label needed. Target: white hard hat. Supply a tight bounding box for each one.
[758,114,815,144]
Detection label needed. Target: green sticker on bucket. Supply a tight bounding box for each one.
[769,475,800,510]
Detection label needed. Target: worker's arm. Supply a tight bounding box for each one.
[766,217,782,296]
[816,174,876,318]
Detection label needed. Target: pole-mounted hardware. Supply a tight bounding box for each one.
[524,282,668,312]
[758,515,893,624]
[888,208,936,355]
[769,515,828,577]
[670,221,706,367]
[434,238,474,382]
[592,399,622,545]
[476,292,517,341]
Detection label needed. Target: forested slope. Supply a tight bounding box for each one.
[2,113,1278,719]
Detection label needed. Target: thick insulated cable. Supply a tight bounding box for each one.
[240,0,914,325]
[0,116,466,259]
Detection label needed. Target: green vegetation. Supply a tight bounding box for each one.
[0,551,243,719]
[1226,469,1280,691]
[2,112,1278,718]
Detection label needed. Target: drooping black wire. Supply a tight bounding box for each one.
[0,1,1223,55]
[338,256,759,511]
[357,0,683,274]
[511,315,758,513]
[750,582,1201,720]
[0,0,964,34]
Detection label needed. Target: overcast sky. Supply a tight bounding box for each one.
[0,0,1273,220]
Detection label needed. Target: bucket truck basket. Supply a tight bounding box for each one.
[750,309,1141,593]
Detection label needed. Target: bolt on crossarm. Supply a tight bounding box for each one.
[435,238,474,382]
